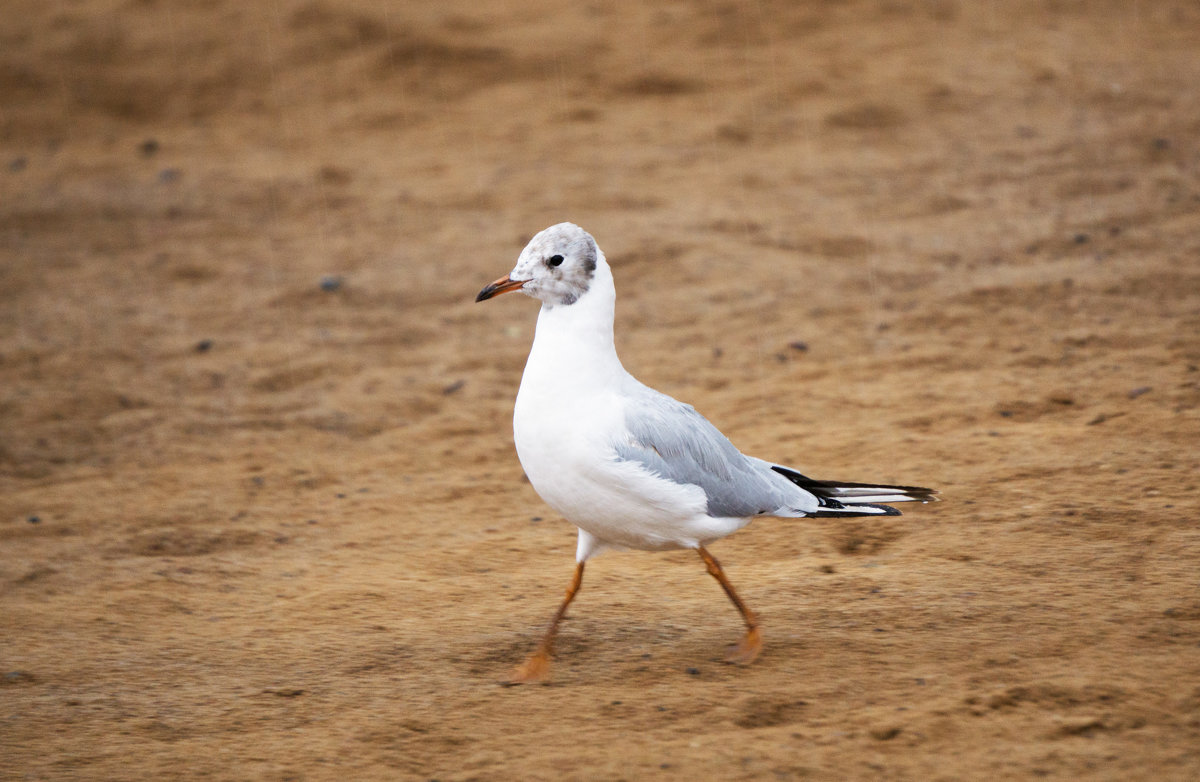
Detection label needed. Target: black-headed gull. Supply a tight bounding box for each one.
[477,222,936,683]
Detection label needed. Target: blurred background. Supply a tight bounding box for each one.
[3,1,1199,779]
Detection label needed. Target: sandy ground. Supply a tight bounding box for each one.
[3,0,1200,779]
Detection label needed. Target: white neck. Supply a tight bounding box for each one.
[521,260,625,391]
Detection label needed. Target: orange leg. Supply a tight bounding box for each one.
[507,561,585,684]
[697,545,762,665]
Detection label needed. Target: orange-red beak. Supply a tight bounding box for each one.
[475,275,527,302]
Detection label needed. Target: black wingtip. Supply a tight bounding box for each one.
[771,465,938,505]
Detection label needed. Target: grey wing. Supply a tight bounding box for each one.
[614,386,806,518]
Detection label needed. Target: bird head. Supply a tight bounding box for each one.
[476,222,600,308]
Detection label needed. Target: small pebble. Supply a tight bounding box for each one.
[788,340,809,352]
[140,139,160,157]
[194,339,213,353]
[158,168,181,184]
[8,157,27,173]
[1128,386,1152,399]
[1073,233,1090,244]
[686,667,701,676]
[27,516,40,524]
[441,379,465,395]
[319,275,343,292]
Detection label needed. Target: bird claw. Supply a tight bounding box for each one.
[725,627,762,665]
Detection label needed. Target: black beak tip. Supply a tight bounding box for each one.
[474,286,495,303]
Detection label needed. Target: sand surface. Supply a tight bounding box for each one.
[3,1,1200,779]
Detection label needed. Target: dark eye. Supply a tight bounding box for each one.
[547,254,564,267]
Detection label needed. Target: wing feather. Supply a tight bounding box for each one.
[613,387,798,518]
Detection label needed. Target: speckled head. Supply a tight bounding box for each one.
[475,223,600,308]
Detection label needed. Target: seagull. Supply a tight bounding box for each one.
[476,222,936,684]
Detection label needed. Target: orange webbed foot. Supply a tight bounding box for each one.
[505,649,552,685]
[725,626,762,665]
